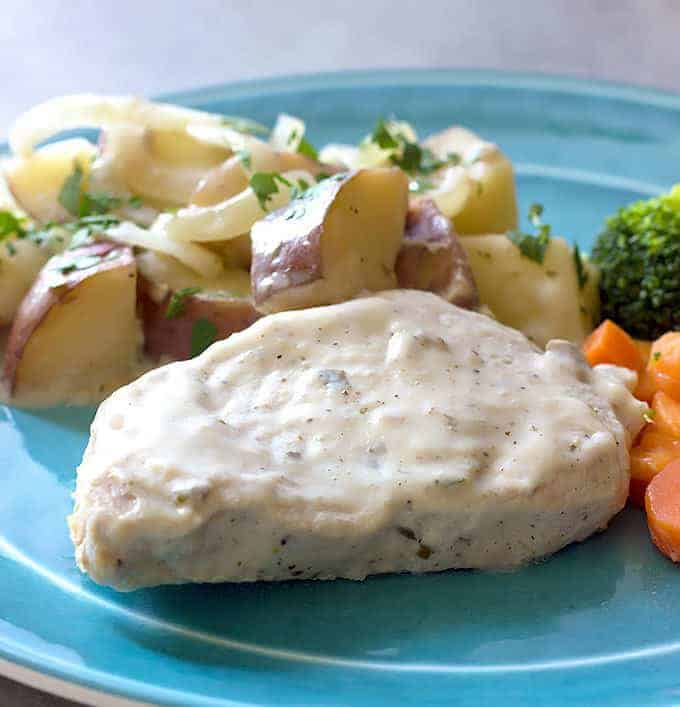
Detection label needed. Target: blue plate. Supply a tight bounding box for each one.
[2,70,680,706]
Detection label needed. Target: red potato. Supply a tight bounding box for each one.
[251,168,409,314]
[3,242,140,403]
[4,138,96,223]
[395,199,478,309]
[138,279,260,361]
[136,251,259,361]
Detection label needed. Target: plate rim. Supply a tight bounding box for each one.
[2,66,680,707]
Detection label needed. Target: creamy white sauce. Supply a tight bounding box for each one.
[69,290,646,590]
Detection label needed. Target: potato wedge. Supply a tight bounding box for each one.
[4,138,96,222]
[251,168,409,313]
[3,242,140,403]
[137,251,259,361]
[0,238,51,325]
[396,200,478,309]
[461,234,597,346]
[423,126,518,234]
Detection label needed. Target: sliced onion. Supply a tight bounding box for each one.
[106,220,223,277]
[318,143,360,169]
[9,94,227,157]
[269,113,305,152]
[165,169,316,243]
[425,166,473,218]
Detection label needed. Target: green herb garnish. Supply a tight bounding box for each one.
[573,244,589,290]
[289,178,311,201]
[128,195,144,208]
[58,163,85,216]
[58,163,124,217]
[166,287,202,319]
[297,137,318,160]
[190,318,218,357]
[653,351,662,363]
[249,172,292,210]
[506,203,552,264]
[0,210,26,241]
[371,118,400,149]
[236,150,252,170]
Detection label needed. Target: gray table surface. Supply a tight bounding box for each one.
[2,0,679,704]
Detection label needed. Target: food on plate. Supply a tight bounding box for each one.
[592,185,680,340]
[250,168,409,313]
[645,459,680,563]
[583,319,645,374]
[462,223,598,346]
[3,242,140,405]
[0,95,527,407]
[68,290,645,590]
[319,120,518,234]
[395,199,478,308]
[421,126,518,234]
[4,138,97,222]
[137,251,259,361]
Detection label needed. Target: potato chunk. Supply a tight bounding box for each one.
[3,242,140,404]
[396,199,478,309]
[136,251,259,361]
[250,168,409,313]
[461,234,599,346]
[4,138,96,222]
[423,126,518,234]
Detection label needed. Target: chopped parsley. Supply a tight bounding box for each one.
[369,118,461,176]
[371,118,400,149]
[236,149,252,170]
[653,351,662,363]
[128,195,144,208]
[5,241,16,256]
[58,253,104,275]
[190,318,218,357]
[573,244,589,290]
[315,171,331,182]
[643,408,656,424]
[165,287,202,319]
[0,210,26,241]
[220,115,269,136]
[249,172,292,210]
[58,163,124,217]
[506,203,552,264]
[289,178,311,201]
[297,137,318,160]
[58,163,85,216]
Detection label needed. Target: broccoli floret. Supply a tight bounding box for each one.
[591,187,680,340]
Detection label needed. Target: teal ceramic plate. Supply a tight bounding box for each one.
[2,70,680,707]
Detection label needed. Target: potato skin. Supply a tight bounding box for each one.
[396,200,478,309]
[3,241,135,393]
[138,276,260,361]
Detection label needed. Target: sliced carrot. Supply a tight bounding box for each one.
[583,320,644,372]
[651,391,680,437]
[645,459,680,562]
[650,369,680,402]
[650,332,680,383]
[635,368,659,402]
[629,431,680,506]
[635,339,653,364]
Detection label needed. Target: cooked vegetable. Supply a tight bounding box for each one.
[583,319,644,372]
[461,235,599,347]
[650,391,680,438]
[250,168,408,313]
[4,139,97,222]
[8,94,231,157]
[395,199,478,309]
[630,431,680,507]
[0,238,51,325]
[422,126,518,234]
[3,242,139,403]
[645,459,680,562]
[136,251,259,360]
[591,186,680,340]
[164,169,315,244]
